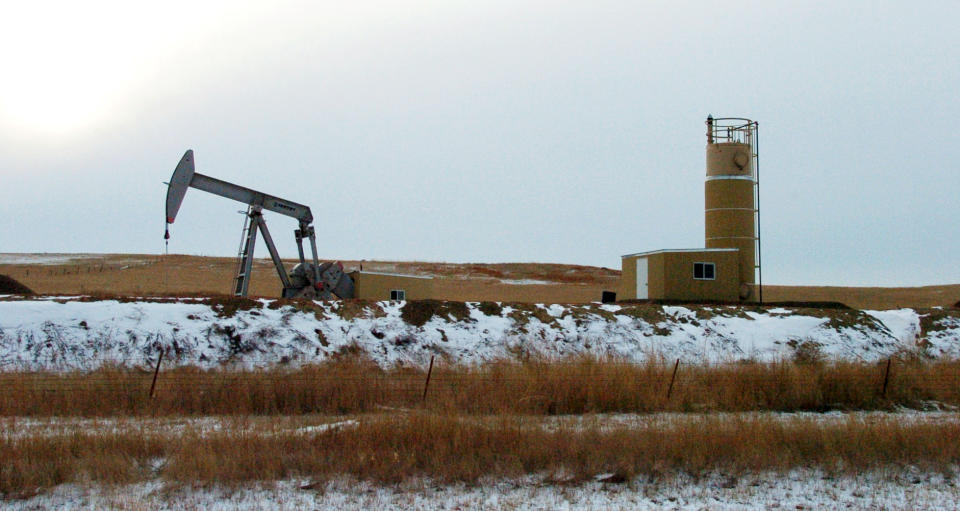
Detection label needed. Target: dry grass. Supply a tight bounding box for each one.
[2,358,958,417]
[0,254,265,297]
[4,356,959,495]
[0,254,619,303]
[763,283,960,310]
[3,413,960,495]
[3,253,958,307]
[0,432,165,497]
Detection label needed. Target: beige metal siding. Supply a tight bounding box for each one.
[620,256,637,298]
[705,179,754,209]
[647,253,666,299]
[705,141,755,287]
[705,237,755,290]
[618,252,665,300]
[350,272,435,300]
[661,251,740,302]
[706,143,753,178]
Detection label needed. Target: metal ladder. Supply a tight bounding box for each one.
[750,125,763,304]
[233,207,255,296]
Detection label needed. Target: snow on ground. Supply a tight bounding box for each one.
[0,415,361,441]
[865,309,921,343]
[499,279,557,285]
[7,470,960,510]
[0,298,957,371]
[6,412,957,441]
[535,410,960,433]
[0,254,103,265]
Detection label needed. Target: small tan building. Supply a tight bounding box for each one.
[620,249,740,302]
[350,271,434,300]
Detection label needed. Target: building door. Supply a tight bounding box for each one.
[636,257,648,299]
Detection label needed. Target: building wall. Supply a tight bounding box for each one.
[646,253,666,299]
[620,256,637,298]
[661,250,739,302]
[620,250,738,302]
[429,280,609,303]
[619,253,665,300]
[350,271,434,300]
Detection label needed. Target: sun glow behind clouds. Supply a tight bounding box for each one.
[0,1,239,137]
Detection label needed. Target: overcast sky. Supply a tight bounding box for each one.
[1,1,958,286]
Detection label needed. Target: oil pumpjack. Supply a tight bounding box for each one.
[164,150,355,299]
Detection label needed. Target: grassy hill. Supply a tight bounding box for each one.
[1,253,957,309]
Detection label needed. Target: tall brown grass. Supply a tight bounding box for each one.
[3,413,960,494]
[2,357,958,417]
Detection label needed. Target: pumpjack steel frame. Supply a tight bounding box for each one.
[164,149,351,299]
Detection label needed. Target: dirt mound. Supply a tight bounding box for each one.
[401,300,473,327]
[0,274,34,295]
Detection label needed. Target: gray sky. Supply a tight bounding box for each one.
[1,1,958,286]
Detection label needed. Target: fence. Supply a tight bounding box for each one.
[2,357,959,417]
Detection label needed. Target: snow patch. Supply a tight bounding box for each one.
[499,279,556,285]
[8,470,960,510]
[865,309,921,343]
[0,298,957,371]
[0,253,103,265]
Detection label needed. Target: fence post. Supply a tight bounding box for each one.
[422,355,435,402]
[881,357,892,398]
[149,348,165,399]
[666,358,680,400]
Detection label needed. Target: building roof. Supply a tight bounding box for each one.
[351,270,433,280]
[621,248,739,258]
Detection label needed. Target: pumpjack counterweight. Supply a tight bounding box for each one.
[164,149,354,299]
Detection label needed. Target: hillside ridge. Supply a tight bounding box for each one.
[1,297,957,371]
[1,253,958,309]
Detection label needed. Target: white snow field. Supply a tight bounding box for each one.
[7,470,960,510]
[0,254,104,266]
[0,298,957,371]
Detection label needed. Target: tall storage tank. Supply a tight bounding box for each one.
[704,116,758,300]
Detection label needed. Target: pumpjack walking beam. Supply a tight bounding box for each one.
[164,149,345,297]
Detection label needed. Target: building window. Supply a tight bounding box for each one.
[390,289,406,300]
[693,262,715,280]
